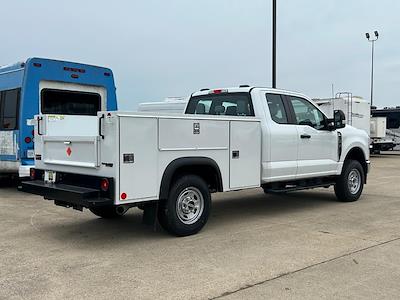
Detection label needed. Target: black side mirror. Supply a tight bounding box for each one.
[333,110,346,129]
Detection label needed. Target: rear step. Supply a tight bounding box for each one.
[21,180,113,209]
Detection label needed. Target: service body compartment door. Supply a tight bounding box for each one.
[229,121,261,189]
[119,116,158,202]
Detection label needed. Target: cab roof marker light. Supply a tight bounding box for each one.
[209,89,228,94]
[33,63,42,68]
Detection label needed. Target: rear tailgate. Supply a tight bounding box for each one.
[35,115,100,169]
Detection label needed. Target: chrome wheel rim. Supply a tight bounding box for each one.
[348,169,361,194]
[176,187,204,225]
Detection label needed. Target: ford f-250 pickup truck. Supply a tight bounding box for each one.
[22,86,370,236]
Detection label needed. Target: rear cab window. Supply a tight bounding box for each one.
[186,92,254,116]
[41,89,101,116]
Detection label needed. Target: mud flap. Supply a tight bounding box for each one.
[142,202,159,231]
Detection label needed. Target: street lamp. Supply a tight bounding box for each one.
[365,30,379,106]
[272,0,277,88]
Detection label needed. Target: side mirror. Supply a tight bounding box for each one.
[333,110,346,129]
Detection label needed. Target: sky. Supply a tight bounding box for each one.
[0,0,399,109]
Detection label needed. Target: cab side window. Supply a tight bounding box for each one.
[266,93,288,124]
[289,96,326,130]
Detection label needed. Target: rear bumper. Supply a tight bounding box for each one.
[21,180,113,208]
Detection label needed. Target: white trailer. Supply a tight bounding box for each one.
[137,97,187,114]
[314,94,371,136]
[23,87,370,236]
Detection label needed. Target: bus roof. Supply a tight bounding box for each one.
[0,57,114,75]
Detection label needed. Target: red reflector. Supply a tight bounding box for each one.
[33,63,42,68]
[30,168,35,180]
[120,193,127,200]
[71,74,79,79]
[24,137,32,143]
[100,178,110,192]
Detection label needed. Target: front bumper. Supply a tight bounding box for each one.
[21,180,113,209]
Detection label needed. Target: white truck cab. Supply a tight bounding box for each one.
[22,86,370,236]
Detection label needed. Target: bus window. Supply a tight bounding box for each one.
[0,89,20,130]
[41,89,101,116]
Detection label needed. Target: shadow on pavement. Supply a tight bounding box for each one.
[34,188,339,248]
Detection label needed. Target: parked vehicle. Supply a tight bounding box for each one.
[314,93,371,136]
[138,97,187,113]
[22,86,370,236]
[371,107,400,152]
[0,58,117,178]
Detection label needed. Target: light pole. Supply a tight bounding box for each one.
[365,31,379,106]
[272,0,277,88]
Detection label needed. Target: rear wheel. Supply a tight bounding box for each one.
[89,206,126,219]
[158,175,211,236]
[334,159,364,202]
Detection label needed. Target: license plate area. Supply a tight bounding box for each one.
[44,170,57,183]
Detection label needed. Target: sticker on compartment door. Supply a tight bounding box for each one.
[123,153,134,163]
[47,115,65,122]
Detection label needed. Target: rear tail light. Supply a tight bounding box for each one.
[24,136,32,143]
[30,168,36,180]
[100,178,110,192]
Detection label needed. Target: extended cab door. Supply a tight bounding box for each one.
[262,93,298,182]
[287,96,338,178]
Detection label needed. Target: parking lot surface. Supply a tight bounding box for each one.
[1,153,400,299]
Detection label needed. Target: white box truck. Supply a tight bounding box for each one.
[22,87,370,236]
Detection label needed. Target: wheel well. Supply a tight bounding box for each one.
[159,157,223,200]
[344,147,367,179]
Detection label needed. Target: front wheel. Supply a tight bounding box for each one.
[158,175,211,236]
[334,159,365,202]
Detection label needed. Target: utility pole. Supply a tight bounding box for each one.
[365,31,379,106]
[272,0,277,88]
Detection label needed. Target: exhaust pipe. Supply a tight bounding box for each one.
[116,205,129,215]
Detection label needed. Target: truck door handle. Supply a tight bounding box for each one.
[300,134,311,139]
[232,150,240,159]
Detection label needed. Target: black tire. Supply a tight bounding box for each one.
[158,175,211,237]
[334,159,364,202]
[89,206,126,219]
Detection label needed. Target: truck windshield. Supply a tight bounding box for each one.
[186,93,254,116]
[41,89,101,116]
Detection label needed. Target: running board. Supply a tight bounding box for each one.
[265,182,336,193]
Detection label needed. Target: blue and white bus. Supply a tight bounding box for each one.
[0,58,117,178]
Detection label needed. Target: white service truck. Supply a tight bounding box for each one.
[22,87,370,236]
